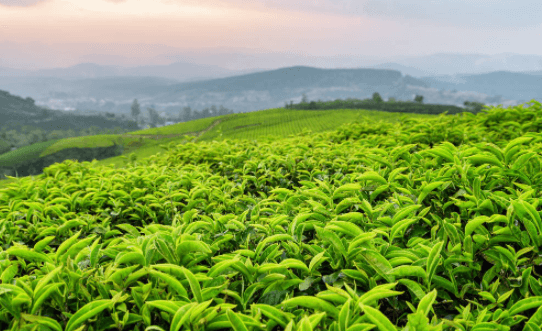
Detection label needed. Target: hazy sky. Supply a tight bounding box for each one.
[1,0,541,69]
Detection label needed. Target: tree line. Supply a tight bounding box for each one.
[284,92,487,114]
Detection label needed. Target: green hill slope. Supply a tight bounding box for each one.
[0,139,61,169]
[0,107,435,179]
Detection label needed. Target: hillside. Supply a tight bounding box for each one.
[0,107,434,180]
[0,89,140,146]
[0,89,137,130]
[0,89,52,122]
[1,100,542,329]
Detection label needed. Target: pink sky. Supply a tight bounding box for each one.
[1,0,541,69]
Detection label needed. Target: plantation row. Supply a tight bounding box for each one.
[198,108,423,142]
[1,101,542,330]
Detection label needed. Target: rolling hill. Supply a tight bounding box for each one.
[0,89,138,131]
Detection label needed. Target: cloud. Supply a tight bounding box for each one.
[0,0,47,6]
[0,0,127,6]
[357,0,542,28]
[174,0,542,28]
[284,0,542,28]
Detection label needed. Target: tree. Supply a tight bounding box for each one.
[192,109,201,120]
[218,105,229,116]
[388,97,396,103]
[372,92,383,103]
[414,95,424,103]
[464,101,485,113]
[131,99,141,122]
[30,133,39,144]
[181,106,192,122]
[147,107,160,128]
[301,94,308,103]
[0,138,10,154]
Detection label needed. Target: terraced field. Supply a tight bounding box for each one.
[199,108,430,142]
[1,101,542,330]
[93,108,429,169]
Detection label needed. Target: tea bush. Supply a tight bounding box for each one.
[1,100,542,330]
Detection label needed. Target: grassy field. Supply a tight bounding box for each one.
[1,101,542,329]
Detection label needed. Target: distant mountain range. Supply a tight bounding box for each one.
[1,55,539,117]
[1,66,436,114]
[420,71,542,102]
[142,66,428,113]
[3,52,542,80]
[367,53,542,77]
[0,62,268,82]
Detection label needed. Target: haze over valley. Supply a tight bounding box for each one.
[1,52,540,117]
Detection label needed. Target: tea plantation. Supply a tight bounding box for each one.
[1,101,542,330]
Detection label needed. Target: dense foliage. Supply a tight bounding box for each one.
[1,100,542,330]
